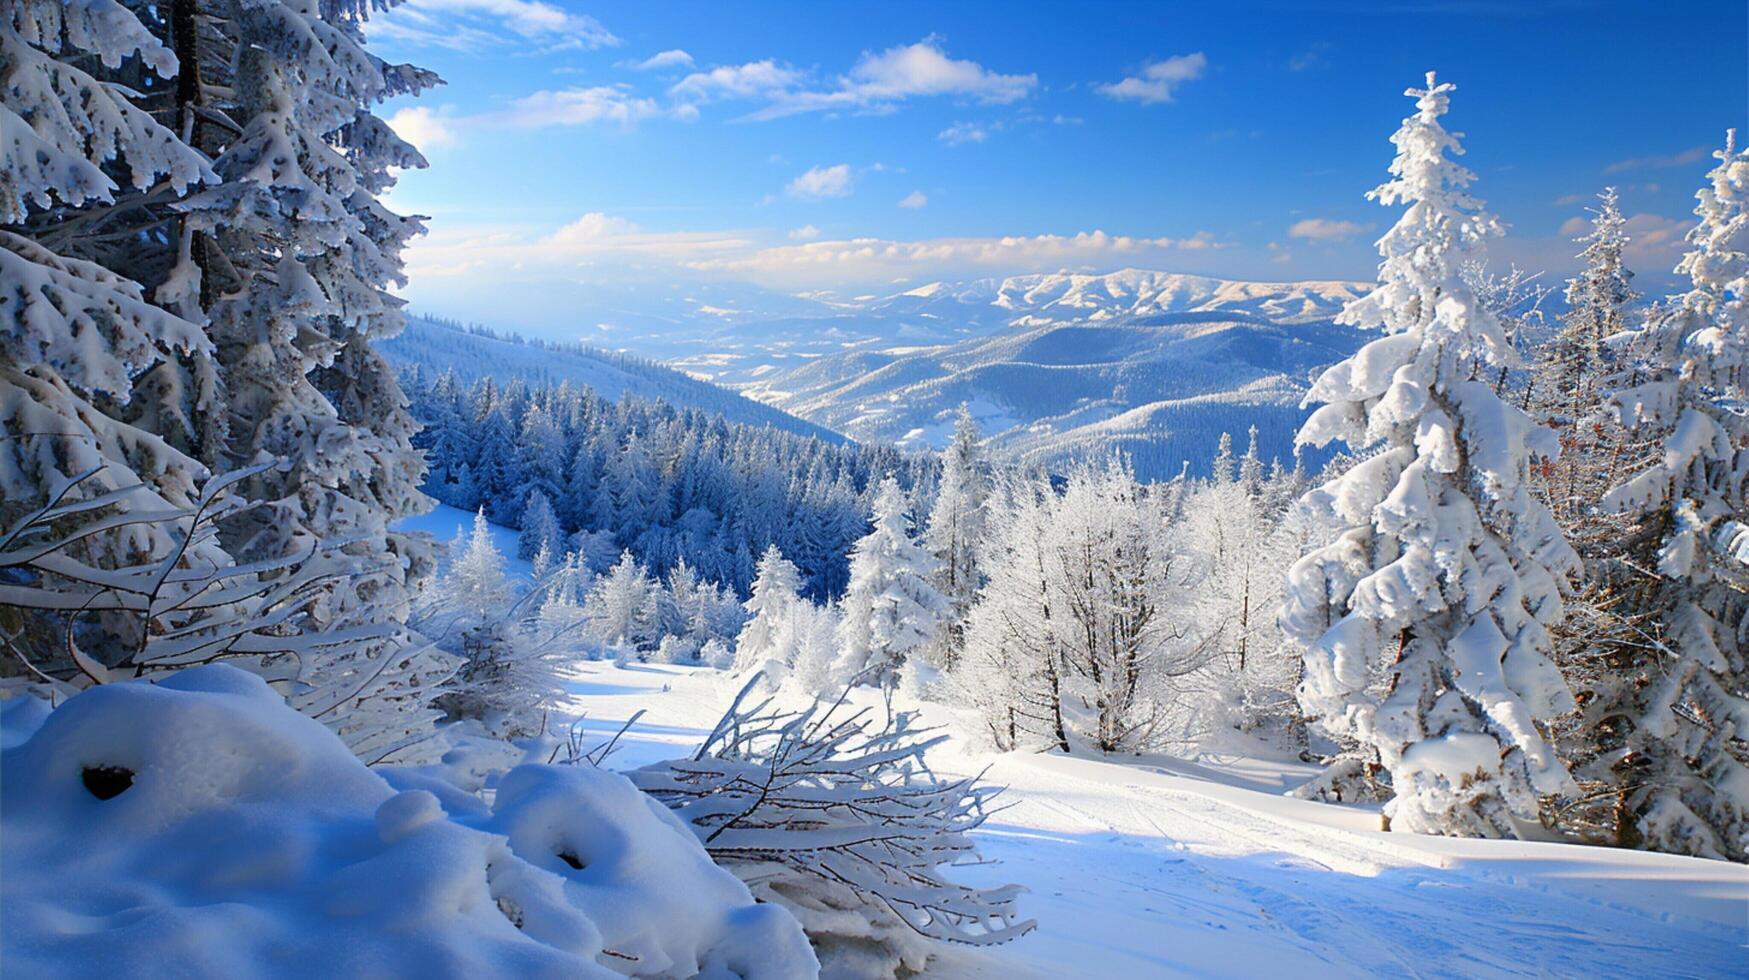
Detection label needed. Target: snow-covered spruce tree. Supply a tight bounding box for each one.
[831,477,949,692]
[923,406,989,668]
[414,512,567,736]
[3,0,453,758]
[3,0,218,659]
[519,489,564,563]
[1594,136,1749,861]
[629,679,1035,976]
[1284,73,1581,837]
[1523,190,1658,844]
[586,550,658,653]
[154,0,443,653]
[732,544,803,683]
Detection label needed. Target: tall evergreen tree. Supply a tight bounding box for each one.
[1594,136,1749,861]
[1284,73,1580,838]
[923,407,989,667]
[832,478,948,691]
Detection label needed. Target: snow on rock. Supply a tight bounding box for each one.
[0,665,816,979]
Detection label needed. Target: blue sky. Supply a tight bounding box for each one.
[369,0,1748,338]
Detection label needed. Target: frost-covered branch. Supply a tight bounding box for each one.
[629,676,1035,973]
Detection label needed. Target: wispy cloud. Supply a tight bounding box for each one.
[898,191,928,209]
[404,213,754,281]
[628,49,694,71]
[499,86,671,128]
[1288,217,1371,241]
[1097,52,1208,104]
[1604,146,1709,174]
[367,0,618,53]
[670,60,804,103]
[687,229,1226,284]
[786,164,854,201]
[672,39,1035,122]
[404,216,1233,294]
[938,121,989,146]
[1287,42,1331,72]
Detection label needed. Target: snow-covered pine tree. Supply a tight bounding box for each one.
[587,550,657,652]
[519,490,563,563]
[923,406,989,668]
[3,0,219,660]
[831,477,948,691]
[443,510,513,619]
[171,0,441,618]
[733,545,804,680]
[1525,190,1657,844]
[1284,73,1580,838]
[1594,135,1749,861]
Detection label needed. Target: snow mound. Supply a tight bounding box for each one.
[0,665,816,979]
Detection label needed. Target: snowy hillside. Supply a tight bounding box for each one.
[741,314,1366,479]
[382,316,846,444]
[552,661,1749,978]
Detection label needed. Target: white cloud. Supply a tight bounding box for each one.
[499,86,669,128]
[404,213,754,281]
[1098,52,1208,105]
[386,106,458,149]
[402,216,1237,297]
[630,49,693,71]
[670,60,804,103]
[736,38,1036,121]
[898,191,928,209]
[938,121,988,146]
[367,0,618,52]
[1604,146,1709,174]
[687,228,1226,285]
[786,164,854,201]
[1288,217,1371,242]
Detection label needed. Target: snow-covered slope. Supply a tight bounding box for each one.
[381,316,846,444]
[553,661,1749,979]
[740,314,1367,479]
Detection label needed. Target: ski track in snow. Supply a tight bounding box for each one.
[555,661,1749,979]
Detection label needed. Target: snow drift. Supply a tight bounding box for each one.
[0,665,816,978]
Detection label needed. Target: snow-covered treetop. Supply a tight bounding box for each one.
[1336,72,1511,369]
[1566,187,1636,313]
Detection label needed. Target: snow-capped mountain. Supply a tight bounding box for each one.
[869,269,1369,327]
[740,312,1369,480]
[669,270,1370,387]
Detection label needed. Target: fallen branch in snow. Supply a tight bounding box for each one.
[628,674,1035,973]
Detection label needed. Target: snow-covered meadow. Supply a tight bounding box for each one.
[548,660,1749,978]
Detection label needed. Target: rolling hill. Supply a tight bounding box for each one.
[380,316,847,444]
[739,311,1369,480]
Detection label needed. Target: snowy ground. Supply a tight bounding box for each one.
[556,660,1749,978]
